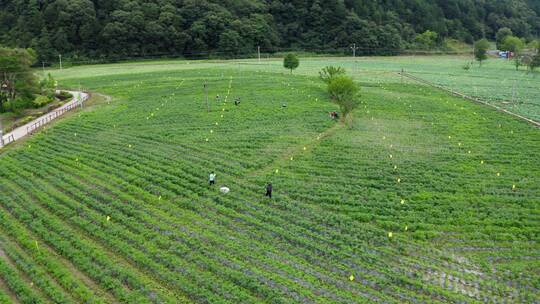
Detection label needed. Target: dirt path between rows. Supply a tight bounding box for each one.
[246,122,344,178]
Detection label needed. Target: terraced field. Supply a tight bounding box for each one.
[0,58,539,303]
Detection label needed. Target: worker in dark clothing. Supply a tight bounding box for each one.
[265,183,273,198]
[234,97,241,106]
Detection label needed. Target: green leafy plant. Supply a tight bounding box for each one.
[474,39,490,67]
[319,66,346,84]
[327,75,359,125]
[283,53,299,74]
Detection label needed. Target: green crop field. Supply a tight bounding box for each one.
[0,56,539,303]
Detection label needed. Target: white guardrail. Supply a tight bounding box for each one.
[1,90,90,148]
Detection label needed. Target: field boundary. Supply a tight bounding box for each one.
[0,90,90,148]
[399,71,540,128]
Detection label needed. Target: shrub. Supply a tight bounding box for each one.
[33,95,53,108]
[327,75,360,125]
[56,91,73,101]
[283,53,299,74]
[319,66,346,84]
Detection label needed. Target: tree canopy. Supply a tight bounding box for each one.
[474,39,490,66]
[326,75,360,124]
[283,54,299,73]
[319,66,346,84]
[0,0,539,62]
[0,47,39,112]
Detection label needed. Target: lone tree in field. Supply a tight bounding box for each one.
[319,66,346,84]
[283,53,299,74]
[501,36,525,70]
[327,76,359,126]
[474,39,490,67]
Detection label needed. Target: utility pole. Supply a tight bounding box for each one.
[204,81,209,112]
[42,62,45,74]
[59,54,62,70]
[0,117,4,147]
[511,81,516,106]
[257,46,261,63]
[351,43,359,58]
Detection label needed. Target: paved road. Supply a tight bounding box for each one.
[1,91,89,148]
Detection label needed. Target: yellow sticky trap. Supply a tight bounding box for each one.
[205,138,209,142]
[480,160,484,164]
[404,226,408,231]
[349,275,355,281]
[390,144,393,148]
[158,195,162,200]
[220,115,224,118]
[275,169,279,174]
[497,172,500,177]
[35,240,39,250]
[382,136,386,140]
[397,178,401,183]
[393,165,397,170]
[215,122,218,125]
[128,144,132,148]
[512,184,516,190]
[303,146,307,151]
[400,199,405,204]
[448,136,452,139]
[468,150,471,154]
[222,108,225,111]
[74,133,77,136]
[388,232,393,238]
[458,142,462,146]
[210,130,214,133]
[290,157,294,161]
[106,216,110,222]
[389,154,393,158]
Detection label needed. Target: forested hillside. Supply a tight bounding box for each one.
[1,0,539,62]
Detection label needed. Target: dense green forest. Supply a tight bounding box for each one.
[1,0,539,62]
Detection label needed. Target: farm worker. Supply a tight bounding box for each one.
[265,183,273,198]
[234,97,241,106]
[209,172,216,185]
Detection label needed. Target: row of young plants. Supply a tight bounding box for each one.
[5,80,438,302]
[40,81,400,302]
[2,67,537,302]
[0,172,183,303]
[0,252,45,304]
[273,80,539,301]
[59,81,490,302]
